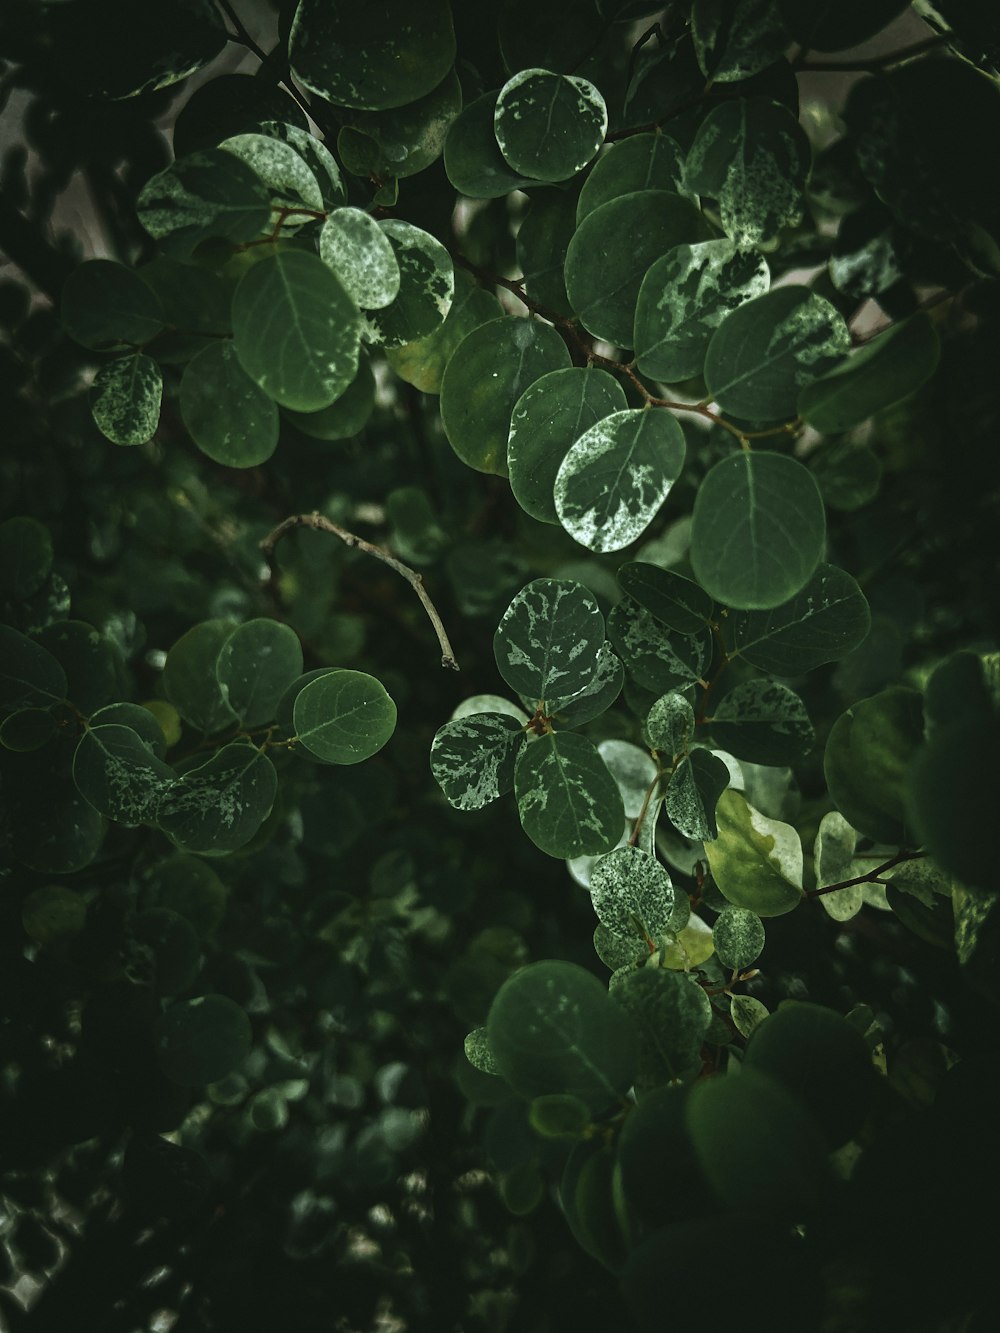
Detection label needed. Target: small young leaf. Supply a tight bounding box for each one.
[645,692,695,759]
[91,353,162,446]
[665,749,730,841]
[731,993,769,1038]
[589,844,685,941]
[713,907,765,970]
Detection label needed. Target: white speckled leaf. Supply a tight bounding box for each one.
[514,731,624,859]
[320,208,401,309]
[713,906,765,969]
[608,596,711,694]
[360,219,453,348]
[590,844,687,941]
[554,408,686,553]
[634,240,770,383]
[157,744,278,854]
[179,341,279,468]
[91,352,162,446]
[136,149,270,255]
[494,68,607,183]
[645,691,695,758]
[813,810,863,922]
[508,367,627,525]
[464,1026,500,1076]
[692,0,791,82]
[684,98,810,248]
[665,748,730,841]
[597,740,658,819]
[729,563,871,675]
[218,132,323,228]
[704,788,804,916]
[494,578,605,710]
[551,642,624,727]
[231,249,360,411]
[73,724,175,826]
[430,712,525,810]
[709,679,815,765]
[731,993,769,1037]
[258,121,346,208]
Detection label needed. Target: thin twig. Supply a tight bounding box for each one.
[628,769,664,847]
[260,512,460,670]
[807,848,924,898]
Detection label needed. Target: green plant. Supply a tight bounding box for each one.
[1,1,999,1329]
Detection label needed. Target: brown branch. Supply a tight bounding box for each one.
[806,848,924,899]
[260,512,460,670]
[628,769,664,847]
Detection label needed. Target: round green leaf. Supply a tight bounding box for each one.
[157,994,252,1086]
[289,0,456,111]
[645,691,695,758]
[232,249,361,411]
[565,190,712,346]
[441,315,571,475]
[713,906,765,970]
[690,451,826,610]
[553,643,625,727]
[360,220,454,349]
[590,844,684,941]
[157,744,278,854]
[73,724,175,825]
[0,708,58,752]
[493,578,605,709]
[12,776,105,874]
[180,340,280,467]
[529,1093,591,1139]
[138,257,231,363]
[703,788,804,916]
[909,715,999,893]
[487,959,637,1110]
[61,259,165,350]
[292,669,397,764]
[809,441,882,512]
[827,686,924,845]
[34,619,120,714]
[258,121,346,208]
[554,407,687,552]
[728,563,871,674]
[514,731,625,859]
[798,312,940,434]
[444,91,535,198]
[709,679,815,766]
[607,597,711,694]
[515,188,577,316]
[146,853,229,938]
[136,148,271,255]
[614,968,712,1089]
[618,564,714,637]
[0,625,67,710]
[507,367,626,525]
[216,618,304,727]
[577,133,685,224]
[386,269,502,395]
[430,712,526,810]
[319,208,401,310]
[163,620,238,736]
[284,356,375,439]
[134,908,201,995]
[634,241,770,384]
[91,353,162,446]
[704,287,850,422]
[494,68,607,184]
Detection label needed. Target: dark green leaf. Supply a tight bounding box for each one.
[824,687,924,845]
[289,0,456,110]
[494,69,607,183]
[528,1093,590,1138]
[516,189,577,316]
[614,968,712,1089]
[709,679,815,765]
[442,316,571,475]
[292,670,397,764]
[61,260,165,350]
[360,220,454,349]
[551,643,625,727]
[231,249,360,411]
[138,257,231,362]
[703,788,804,916]
[146,853,229,937]
[0,708,57,752]
[430,712,526,810]
[909,715,999,893]
[693,0,791,82]
[163,620,238,736]
[728,563,871,674]
[284,356,375,439]
[554,407,687,553]
[809,441,882,511]
[180,341,280,467]
[12,776,105,874]
[493,578,605,709]
[577,134,685,224]
[608,596,711,693]
[91,353,162,446]
[73,724,175,825]
[514,731,625,858]
[779,0,909,51]
[157,995,252,1085]
[158,743,278,853]
[386,269,502,395]
[0,625,67,710]
[337,69,461,179]
[21,884,87,944]
[617,563,714,636]
[444,91,535,198]
[690,451,826,610]
[664,748,730,841]
[136,149,271,255]
[34,620,119,714]
[487,959,637,1110]
[216,619,304,727]
[634,241,769,383]
[565,190,713,346]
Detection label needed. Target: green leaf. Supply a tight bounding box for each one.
[529,1093,591,1139]
[11,776,105,874]
[231,249,360,411]
[136,149,271,255]
[704,287,851,421]
[684,98,809,248]
[664,749,730,841]
[824,687,924,845]
[565,190,713,346]
[73,724,175,825]
[551,643,625,727]
[589,845,686,940]
[713,906,765,969]
[779,0,909,51]
[258,121,346,208]
[360,220,454,349]
[486,959,637,1110]
[617,563,714,636]
[444,91,536,198]
[744,1000,875,1147]
[703,789,804,916]
[464,1026,500,1076]
[645,691,695,757]
[908,714,999,893]
[493,578,605,710]
[218,132,324,225]
[157,995,252,1085]
[577,133,685,224]
[634,241,769,383]
[61,260,165,350]
[554,407,687,553]
[607,597,710,693]
[692,0,791,82]
[0,625,67,710]
[216,619,304,727]
[288,0,456,111]
[441,316,571,475]
[0,708,58,752]
[319,208,401,310]
[0,516,53,600]
[430,712,526,810]
[292,669,397,764]
[147,853,229,937]
[336,69,461,179]
[157,743,278,854]
[731,993,769,1037]
[508,367,627,525]
[813,811,863,922]
[494,68,607,183]
[284,356,375,439]
[36,619,120,713]
[709,679,814,765]
[597,739,659,820]
[809,441,882,512]
[516,188,577,316]
[386,269,503,395]
[798,313,940,433]
[163,620,238,736]
[514,731,625,859]
[690,451,826,610]
[138,257,231,362]
[91,353,162,446]
[614,968,712,1089]
[179,341,280,467]
[728,563,871,674]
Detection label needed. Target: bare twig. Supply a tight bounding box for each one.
[260,512,460,670]
[807,848,924,898]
